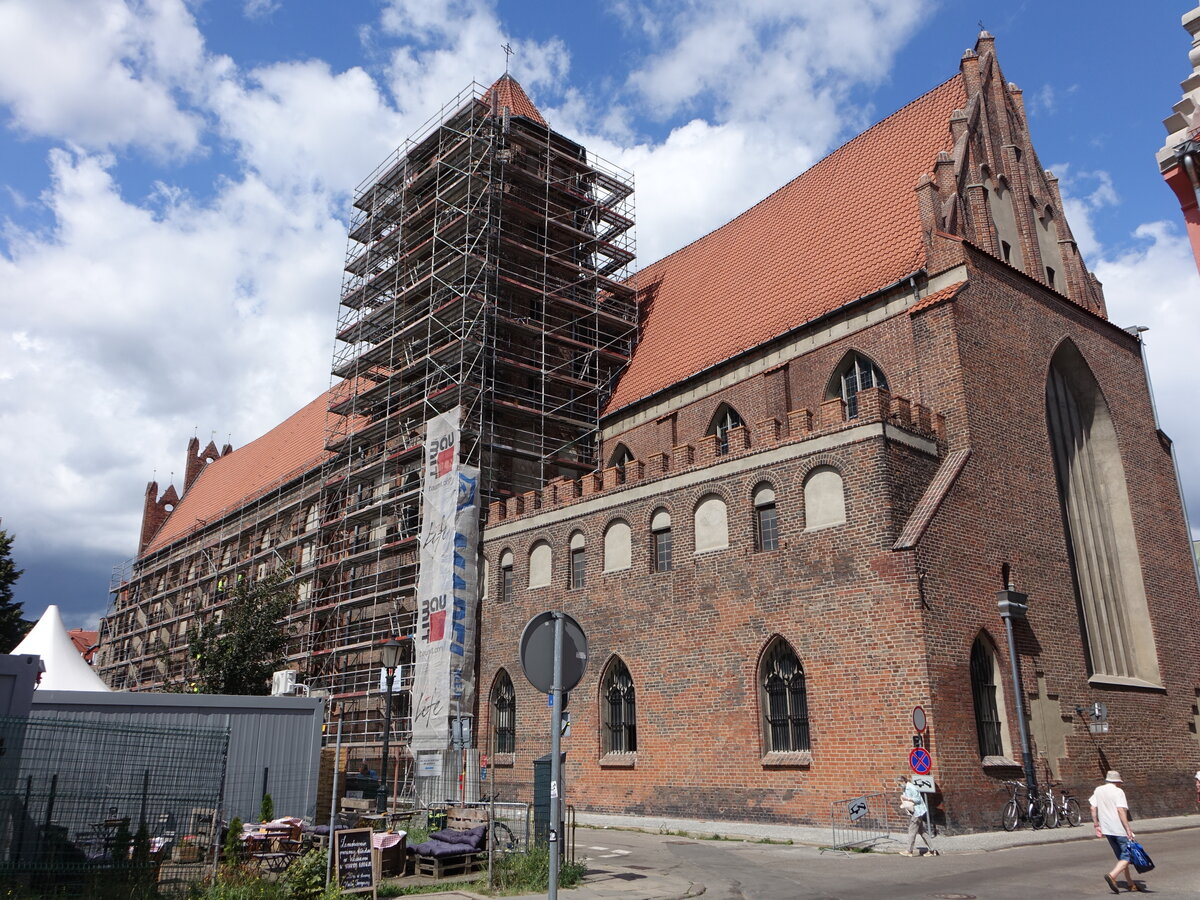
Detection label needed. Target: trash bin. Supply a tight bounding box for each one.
[532,752,565,846]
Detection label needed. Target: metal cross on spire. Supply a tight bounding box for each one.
[502,42,514,74]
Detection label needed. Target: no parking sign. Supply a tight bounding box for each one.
[909,747,932,775]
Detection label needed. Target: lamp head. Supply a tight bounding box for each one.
[378,636,405,671]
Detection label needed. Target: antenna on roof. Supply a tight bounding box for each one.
[502,41,514,74]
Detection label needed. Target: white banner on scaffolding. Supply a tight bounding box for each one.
[411,407,481,751]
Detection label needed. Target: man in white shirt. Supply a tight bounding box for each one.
[1089,770,1140,893]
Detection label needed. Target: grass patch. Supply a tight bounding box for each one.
[379,879,481,897]
[491,847,586,893]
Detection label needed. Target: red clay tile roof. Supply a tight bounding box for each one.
[68,629,99,662]
[483,74,546,126]
[143,388,339,554]
[908,280,966,314]
[605,75,967,413]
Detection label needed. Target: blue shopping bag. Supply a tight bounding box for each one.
[1127,840,1154,874]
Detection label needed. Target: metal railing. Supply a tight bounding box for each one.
[828,791,893,852]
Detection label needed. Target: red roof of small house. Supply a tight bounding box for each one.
[483,74,546,126]
[143,388,340,554]
[605,74,967,413]
[68,629,99,663]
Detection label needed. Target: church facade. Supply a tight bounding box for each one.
[99,32,1200,831]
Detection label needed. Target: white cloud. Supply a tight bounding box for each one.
[0,0,207,157]
[623,0,927,138]
[0,147,342,557]
[211,59,406,193]
[1094,222,1200,536]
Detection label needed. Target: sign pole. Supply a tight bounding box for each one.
[548,613,563,900]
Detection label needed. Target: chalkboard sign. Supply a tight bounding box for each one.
[334,828,376,895]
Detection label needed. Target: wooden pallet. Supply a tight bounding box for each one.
[415,852,481,878]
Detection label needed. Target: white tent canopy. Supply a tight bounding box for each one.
[13,605,111,692]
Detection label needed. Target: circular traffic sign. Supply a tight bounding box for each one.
[912,706,927,733]
[909,747,932,775]
[519,611,588,693]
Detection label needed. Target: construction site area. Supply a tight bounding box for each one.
[95,74,637,777]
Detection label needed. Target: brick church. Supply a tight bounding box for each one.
[99,31,1200,831]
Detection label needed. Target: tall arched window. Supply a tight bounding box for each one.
[651,509,672,572]
[499,549,514,602]
[753,483,778,552]
[829,353,888,419]
[569,532,586,589]
[969,636,1005,759]
[708,404,745,455]
[602,658,637,753]
[492,670,516,754]
[760,639,810,753]
[1046,342,1159,683]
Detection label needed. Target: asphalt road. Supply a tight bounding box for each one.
[576,826,1200,899]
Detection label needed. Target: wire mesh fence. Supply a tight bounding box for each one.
[0,714,229,898]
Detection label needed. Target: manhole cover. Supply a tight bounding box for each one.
[932,894,976,899]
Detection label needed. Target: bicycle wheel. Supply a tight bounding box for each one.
[1001,799,1019,831]
[1064,798,1082,827]
[490,821,517,853]
[1028,798,1046,830]
[1041,796,1059,828]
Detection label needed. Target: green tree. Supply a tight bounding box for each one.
[186,567,294,695]
[0,527,31,652]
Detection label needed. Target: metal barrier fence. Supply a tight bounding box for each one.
[0,714,229,898]
[829,792,894,851]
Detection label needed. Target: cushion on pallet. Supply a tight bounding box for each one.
[413,839,474,858]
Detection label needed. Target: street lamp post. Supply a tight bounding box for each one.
[377,637,404,814]
[997,587,1037,801]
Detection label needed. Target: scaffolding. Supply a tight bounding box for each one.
[97,75,635,767]
[308,77,636,749]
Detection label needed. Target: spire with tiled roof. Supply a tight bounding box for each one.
[483,73,546,126]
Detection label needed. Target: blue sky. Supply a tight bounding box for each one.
[2,0,1198,632]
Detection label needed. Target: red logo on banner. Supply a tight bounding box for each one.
[428,610,446,642]
[436,445,455,477]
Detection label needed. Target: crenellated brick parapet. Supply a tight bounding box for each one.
[487,387,945,525]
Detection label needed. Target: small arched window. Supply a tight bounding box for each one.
[492,670,516,754]
[803,466,846,530]
[753,483,778,552]
[609,444,634,480]
[569,532,586,589]
[602,658,637,753]
[708,405,745,455]
[693,494,729,553]
[830,353,888,419]
[651,509,672,572]
[760,639,810,753]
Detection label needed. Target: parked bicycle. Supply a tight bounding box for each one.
[1043,780,1083,827]
[1000,779,1047,831]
